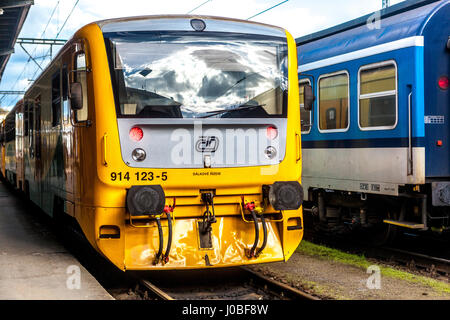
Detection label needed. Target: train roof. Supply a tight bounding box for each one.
[296,0,449,65]
[95,14,286,38]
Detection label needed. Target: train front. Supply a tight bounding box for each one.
[87,16,303,270]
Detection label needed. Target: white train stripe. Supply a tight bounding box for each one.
[298,36,424,73]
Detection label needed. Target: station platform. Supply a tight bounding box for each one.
[0,182,113,300]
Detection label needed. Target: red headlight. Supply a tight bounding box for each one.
[129,127,143,141]
[266,126,278,140]
[438,76,449,90]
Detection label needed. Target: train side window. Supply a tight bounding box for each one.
[318,71,349,132]
[5,112,15,143]
[358,61,397,130]
[15,112,22,137]
[299,79,312,133]
[73,51,88,122]
[62,67,69,123]
[52,71,61,127]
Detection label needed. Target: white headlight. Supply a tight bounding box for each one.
[132,148,146,162]
[264,146,277,160]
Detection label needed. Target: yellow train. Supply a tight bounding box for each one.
[0,15,305,271]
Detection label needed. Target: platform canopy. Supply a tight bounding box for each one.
[0,0,33,83]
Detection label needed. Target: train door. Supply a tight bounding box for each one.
[71,46,90,204]
[423,9,450,178]
[15,102,24,190]
[62,57,74,199]
[22,101,29,192]
[0,121,5,177]
[34,95,43,207]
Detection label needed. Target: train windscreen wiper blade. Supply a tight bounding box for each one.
[199,103,266,118]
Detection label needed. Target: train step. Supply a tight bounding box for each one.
[383,220,425,229]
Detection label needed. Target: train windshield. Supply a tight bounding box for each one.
[104,32,288,118]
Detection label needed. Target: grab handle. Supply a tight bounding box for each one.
[102,133,108,167]
[407,88,413,176]
[295,133,301,162]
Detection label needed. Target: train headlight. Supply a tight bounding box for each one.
[264,146,277,159]
[268,182,304,210]
[132,148,146,162]
[126,186,165,216]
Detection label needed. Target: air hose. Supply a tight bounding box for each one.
[243,200,268,258]
[248,209,260,258]
[153,216,164,265]
[255,213,267,257]
[163,212,172,264]
[162,198,176,264]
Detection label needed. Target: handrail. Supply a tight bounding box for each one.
[102,133,108,167]
[407,91,413,176]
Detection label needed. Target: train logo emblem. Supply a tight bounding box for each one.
[196,136,219,153]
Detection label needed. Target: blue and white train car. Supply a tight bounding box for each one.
[297,0,449,242]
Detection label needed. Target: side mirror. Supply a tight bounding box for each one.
[303,84,315,111]
[70,82,83,110]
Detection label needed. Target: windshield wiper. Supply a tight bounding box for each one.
[199,103,266,118]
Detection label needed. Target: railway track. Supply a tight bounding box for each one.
[376,247,450,276]
[304,232,450,278]
[303,211,450,278]
[135,267,319,300]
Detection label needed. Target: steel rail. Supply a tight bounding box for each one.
[138,267,319,300]
[241,267,320,300]
[140,279,175,300]
[381,246,450,275]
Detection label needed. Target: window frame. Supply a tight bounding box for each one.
[357,60,398,131]
[72,49,89,123]
[317,70,350,133]
[62,65,70,124]
[299,78,312,134]
[104,32,289,119]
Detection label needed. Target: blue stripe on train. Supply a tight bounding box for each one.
[302,137,425,149]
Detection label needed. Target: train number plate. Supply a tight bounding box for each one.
[110,171,168,182]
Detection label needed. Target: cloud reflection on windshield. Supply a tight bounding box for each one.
[112,36,287,118]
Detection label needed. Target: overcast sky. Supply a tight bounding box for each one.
[0,0,405,108]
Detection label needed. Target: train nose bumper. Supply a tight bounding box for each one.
[122,216,285,270]
[89,205,302,271]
